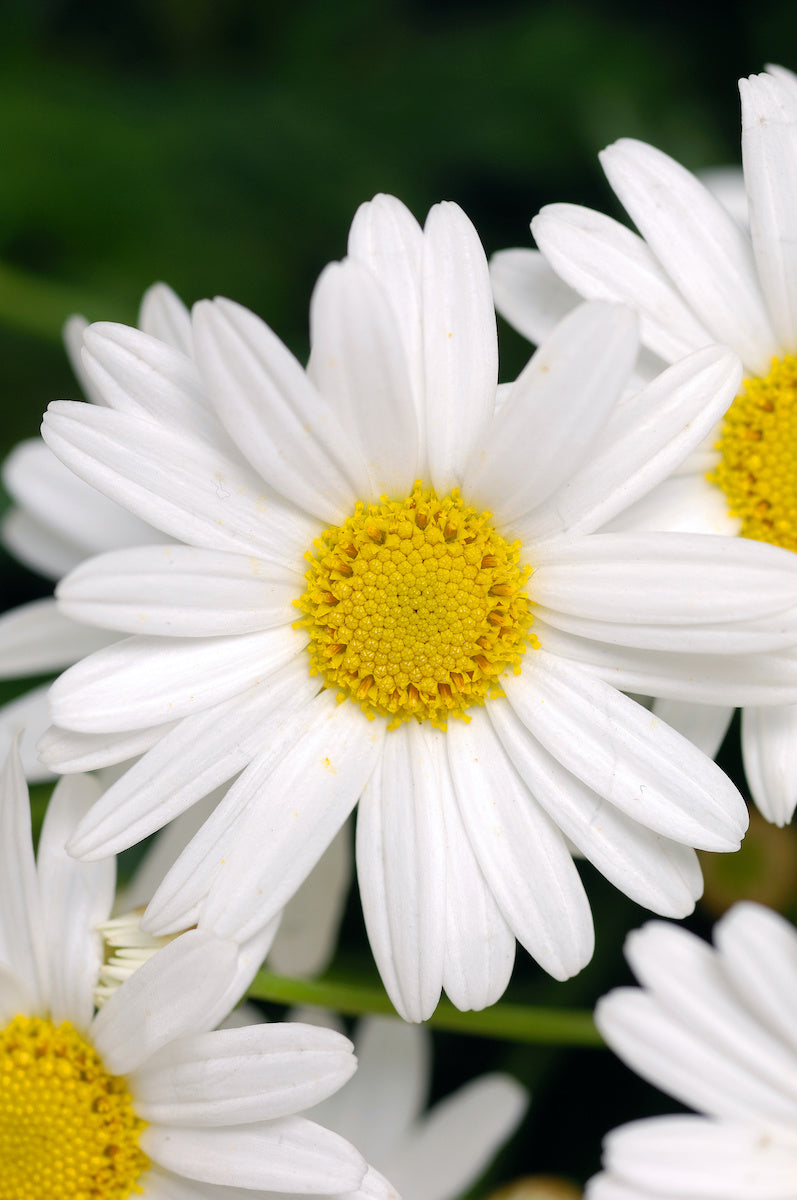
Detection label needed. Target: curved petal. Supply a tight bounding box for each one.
[490,247,580,347]
[0,685,56,782]
[714,903,797,1058]
[741,72,797,351]
[57,545,300,637]
[599,138,778,373]
[0,745,47,1009]
[138,282,193,356]
[463,302,637,525]
[2,507,85,579]
[651,698,734,761]
[422,202,498,493]
[37,720,173,774]
[307,258,419,499]
[356,723,448,1022]
[0,598,118,679]
[504,653,747,850]
[742,701,797,826]
[446,708,594,980]
[602,472,742,537]
[193,297,361,522]
[49,624,306,733]
[36,772,114,1031]
[531,203,714,363]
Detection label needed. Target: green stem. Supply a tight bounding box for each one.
[247,970,602,1046]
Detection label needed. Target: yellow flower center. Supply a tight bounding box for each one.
[710,355,797,550]
[296,481,536,729]
[0,1015,148,1200]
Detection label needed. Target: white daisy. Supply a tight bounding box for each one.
[0,745,394,1200]
[492,67,797,826]
[39,194,797,1022]
[286,1012,527,1200]
[588,902,797,1200]
[0,284,182,779]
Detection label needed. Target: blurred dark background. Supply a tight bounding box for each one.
[1,0,796,1188]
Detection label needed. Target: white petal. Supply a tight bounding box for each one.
[132,1022,357,1126]
[141,1116,367,1193]
[603,472,742,537]
[422,202,498,493]
[742,701,797,826]
[193,297,360,522]
[517,346,741,541]
[700,165,750,226]
[531,203,714,363]
[0,597,116,677]
[268,823,352,978]
[599,138,778,373]
[0,745,47,1008]
[504,653,747,850]
[535,615,797,705]
[63,313,104,406]
[463,302,637,524]
[200,693,384,941]
[651,698,734,761]
[490,247,581,346]
[37,720,172,773]
[0,686,56,782]
[489,700,703,917]
[2,437,157,558]
[36,773,114,1030]
[57,544,299,637]
[1,507,84,579]
[42,401,318,566]
[714,902,797,1058]
[307,258,419,499]
[437,749,516,1012]
[138,282,193,355]
[67,657,319,859]
[383,1074,527,1200]
[356,723,448,1022]
[603,1115,797,1199]
[49,624,306,733]
[741,73,797,351]
[446,708,594,980]
[91,929,240,1075]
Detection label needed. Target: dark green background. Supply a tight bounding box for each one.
[2,0,795,1189]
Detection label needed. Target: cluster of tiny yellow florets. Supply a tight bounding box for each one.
[296,481,536,729]
[0,1014,148,1199]
[711,355,797,551]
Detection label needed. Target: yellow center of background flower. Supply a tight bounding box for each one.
[297,481,535,729]
[0,1014,148,1199]
[711,355,797,550]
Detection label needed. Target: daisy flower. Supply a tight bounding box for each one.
[0,284,182,779]
[0,746,394,1200]
[287,1012,527,1200]
[38,194,797,1021]
[588,902,797,1200]
[492,67,797,826]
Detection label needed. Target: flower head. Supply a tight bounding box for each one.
[39,195,797,1020]
[588,902,797,1200]
[0,745,393,1200]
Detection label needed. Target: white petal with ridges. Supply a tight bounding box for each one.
[138,282,193,355]
[463,302,637,524]
[600,138,778,373]
[741,73,797,351]
[357,723,448,1022]
[193,297,361,522]
[446,708,594,980]
[0,598,118,678]
[49,624,306,733]
[504,653,747,850]
[422,202,498,493]
[490,247,581,347]
[57,544,300,637]
[37,720,172,773]
[0,746,47,1009]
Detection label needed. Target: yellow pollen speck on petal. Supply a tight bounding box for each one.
[710,355,797,550]
[295,481,537,729]
[0,1014,148,1199]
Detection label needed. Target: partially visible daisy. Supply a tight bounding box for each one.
[492,66,797,826]
[0,745,395,1200]
[284,1012,527,1200]
[0,283,184,778]
[588,902,797,1200]
[40,194,797,1021]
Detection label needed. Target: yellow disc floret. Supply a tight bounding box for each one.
[296,481,536,728]
[0,1014,148,1200]
[710,355,797,550]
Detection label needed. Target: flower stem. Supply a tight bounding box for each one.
[247,969,602,1045]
